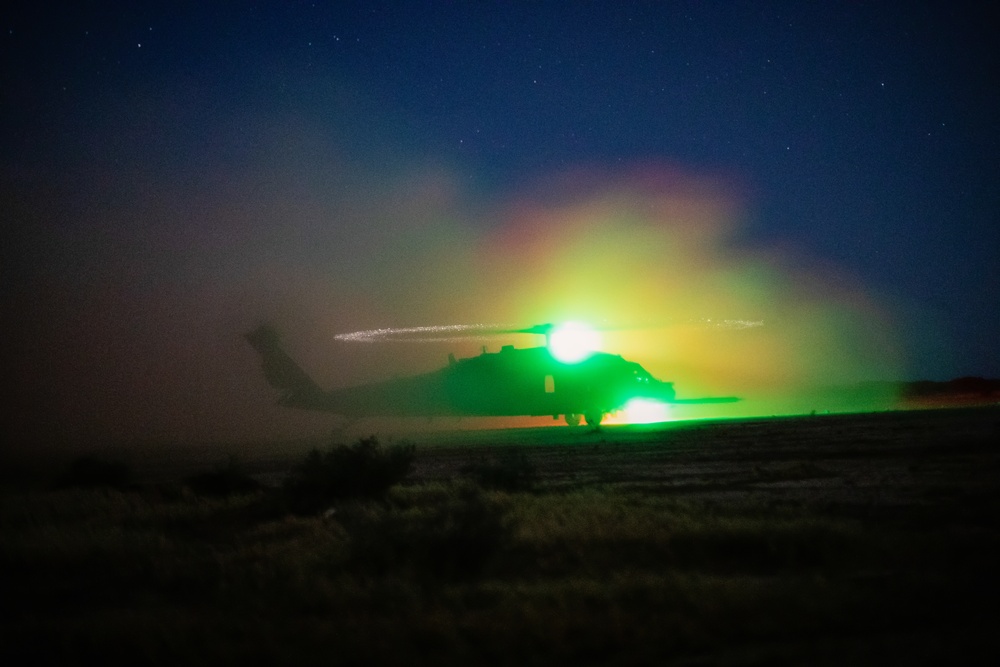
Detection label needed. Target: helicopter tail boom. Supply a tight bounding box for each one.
[245,325,327,410]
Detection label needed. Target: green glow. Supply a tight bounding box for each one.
[548,322,601,363]
[619,398,671,424]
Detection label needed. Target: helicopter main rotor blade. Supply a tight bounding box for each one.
[334,318,762,344]
[334,323,531,343]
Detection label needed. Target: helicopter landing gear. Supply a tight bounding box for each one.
[584,410,604,427]
[564,413,581,426]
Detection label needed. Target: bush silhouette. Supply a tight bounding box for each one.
[186,456,261,497]
[344,486,512,579]
[283,437,414,514]
[56,456,132,490]
[422,488,512,577]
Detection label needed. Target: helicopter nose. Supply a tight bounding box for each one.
[653,380,677,402]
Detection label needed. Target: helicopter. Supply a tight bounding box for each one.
[245,322,739,427]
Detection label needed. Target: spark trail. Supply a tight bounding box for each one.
[334,324,512,343]
[334,319,763,344]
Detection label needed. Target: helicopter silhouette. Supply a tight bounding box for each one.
[246,322,739,427]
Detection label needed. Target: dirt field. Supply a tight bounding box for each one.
[3,406,998,665]
[409,406,1000,510]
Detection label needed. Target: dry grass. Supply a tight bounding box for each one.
[2,407,998,665]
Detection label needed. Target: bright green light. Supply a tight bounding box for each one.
[620,398,671,424]
[549,322,601,363]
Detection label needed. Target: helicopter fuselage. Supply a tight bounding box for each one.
[318,345,676,424]
[246,325,734,426]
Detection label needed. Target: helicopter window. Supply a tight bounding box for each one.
[544,374,555,393]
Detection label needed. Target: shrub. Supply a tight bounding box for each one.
[55,456,132,490]
[422,487,512,577]
[283,437,414,514]
[186,456,262,497]
[344,485,512,579]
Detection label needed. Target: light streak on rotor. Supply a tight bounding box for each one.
[335,324,512,343]
[693,318,764,330]
[335,318,764,344]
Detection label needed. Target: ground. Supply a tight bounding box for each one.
[2,406,998,665]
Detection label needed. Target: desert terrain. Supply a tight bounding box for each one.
[3,405,998,665]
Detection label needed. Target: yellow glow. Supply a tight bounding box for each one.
[619,398,671,424]
[330,165,903,421]
[548,322,601,363]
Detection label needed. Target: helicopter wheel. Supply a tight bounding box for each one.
[584,410,603,427]
[564,413,581,426]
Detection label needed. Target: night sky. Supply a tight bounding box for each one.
[3,2,997,446]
